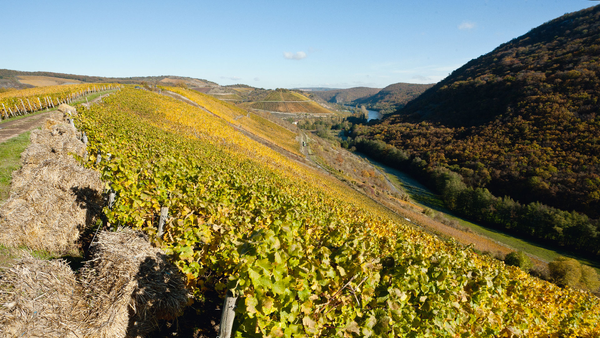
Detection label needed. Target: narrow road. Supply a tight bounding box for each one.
[0,112,52,144]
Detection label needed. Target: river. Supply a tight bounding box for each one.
[367,109,382,122]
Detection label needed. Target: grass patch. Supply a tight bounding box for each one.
[0,131,31,202]
[71,89,117,105]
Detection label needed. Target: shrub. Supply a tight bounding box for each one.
[548,256,600,291]
[504,251,533,271]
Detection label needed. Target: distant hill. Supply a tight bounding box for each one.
[0,69,218,90]
[310,87,381,105]
[293,87,342,92]
[354,83,434,113]
[358,5,600,220]
[310,83,433,114]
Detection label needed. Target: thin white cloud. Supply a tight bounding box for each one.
[458,21,476,30]
[412,74,445,83]
[283,51,307,60]
[254,77,260,81]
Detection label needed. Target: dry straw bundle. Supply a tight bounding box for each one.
[0,109,103,254]
[0,255,84,338]
[0,230,189,338]
[79,230,189,337]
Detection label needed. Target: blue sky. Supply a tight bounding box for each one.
[2,1,597,89]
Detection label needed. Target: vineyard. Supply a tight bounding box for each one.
[164,87,302,157]
[70,87,600,336]
[262,90,310,102]
[0,83,117,119]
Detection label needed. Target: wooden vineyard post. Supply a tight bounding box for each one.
[158,206,168,238]
[218,291,238,338]
[82,131,88,145]
[26,99,33,112]
[20,99,27,113]
[95,151,102,165]
[1,103,6,119]
[108,191,116,209]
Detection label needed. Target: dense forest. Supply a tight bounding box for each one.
[354,5,600,258]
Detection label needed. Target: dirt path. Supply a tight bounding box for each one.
[0,112,52,144]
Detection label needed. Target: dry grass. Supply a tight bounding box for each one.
[0,255,83,338]
[16,76,82,87]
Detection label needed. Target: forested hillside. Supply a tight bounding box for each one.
[354,5,600,257]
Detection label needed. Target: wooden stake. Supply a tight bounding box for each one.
[95,151,102,165]
[158,207,168,238]
[218,291,238,338]
[20,99,27,113]
[38,97,42,110]
[108,192,116,209]
[26,99,33,112]
[82,132,88,145]
[1,103,6,119]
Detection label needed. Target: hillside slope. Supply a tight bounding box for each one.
[310,87,381,104]
[355,5,600,256]
[0,69,217,90]
[68,87,600,336]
